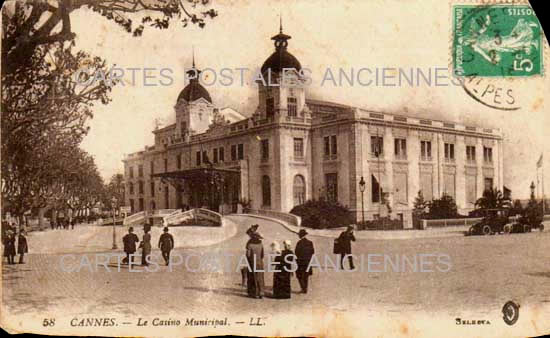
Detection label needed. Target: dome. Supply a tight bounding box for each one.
[261,49,302,74]
[260,22,301,74]
[177,79,212,104]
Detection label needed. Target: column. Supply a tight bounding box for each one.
[455,135,466,210]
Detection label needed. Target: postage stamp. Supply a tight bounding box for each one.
[453,4,543,77]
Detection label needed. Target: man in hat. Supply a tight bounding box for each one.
[122,227,139,265]
[337,225,356,270]
[158,227,175,266]
[295,229,315,294]
[17,230,28,264]
[246,224,259,238]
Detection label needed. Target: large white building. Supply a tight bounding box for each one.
[123,25,504,228]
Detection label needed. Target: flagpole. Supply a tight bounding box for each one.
[543,158,546,216]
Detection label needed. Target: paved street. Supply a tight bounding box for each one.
[3,216,550,335]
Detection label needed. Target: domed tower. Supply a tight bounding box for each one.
[256,19,308,121]
[174,54,214,138]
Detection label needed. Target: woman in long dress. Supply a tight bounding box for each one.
[273,240,294,299]
[141,226,152,266]
[246,232,265,299]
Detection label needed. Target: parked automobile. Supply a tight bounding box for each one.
[506,214,544,233]
[468,208,511,236]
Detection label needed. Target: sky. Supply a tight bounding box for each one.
[70,0,549,199]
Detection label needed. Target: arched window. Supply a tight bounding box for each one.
[262,176,271,207]
[293,175,305,206]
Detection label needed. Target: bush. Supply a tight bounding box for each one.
[357,217,403,230]
[290,200,352,229]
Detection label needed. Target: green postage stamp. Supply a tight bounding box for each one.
[453,4,543,77]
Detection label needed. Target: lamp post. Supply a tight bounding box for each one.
[530,181,536,198]
[111,197,118,250]
[359,176,366,224]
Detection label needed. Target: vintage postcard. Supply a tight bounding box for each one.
[1,0,549,337]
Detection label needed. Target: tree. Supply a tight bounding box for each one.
[413,190,428,217]
[475,188,511,209]
[2,0,217,73]
[427,193,458,219]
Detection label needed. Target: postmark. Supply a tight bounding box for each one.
[451,2,545,111]
[453,4,543,77]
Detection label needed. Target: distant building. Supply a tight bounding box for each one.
[123,24,504,228]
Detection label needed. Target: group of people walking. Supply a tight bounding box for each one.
[2,225,28,265]
[50,217,77,230]
[121,225,174,266]
[244,223,356,299]
[244,224,316,299]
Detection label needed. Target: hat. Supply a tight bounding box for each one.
[163,227,169,232]
[298,229,308,237]
[129,227,134,232]
[251,224,259,230]
[283,240,292,249]
[347,224,356,230]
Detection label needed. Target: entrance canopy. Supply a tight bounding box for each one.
[152,167,241,212]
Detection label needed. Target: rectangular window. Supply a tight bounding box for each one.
[394,138,407,159]
[420,141,432,161]
[444,143,455,161]
[202,150,208,164]
[213,148,219,163]
[330,135,337,155]
[484,177,494,191]
[261,139,269,160]
[466,146,476,162]
[324,136,330,156]
[150,181,155,197]
[371,136,384,156]
[129,199,134,213]
[231,145,237,161]
[129,182,134,195]
[176,154,182,169]
[164,158,168,172]
[237,144,244,160]
[266,98,275,119]
[138,181,144,194]
[288,97,297,117]
[138,164,143,177]
[138,198,144,212]
[371,174,381,203]
[180,121,187,135]
[129,166,134,179]
[483,146,493,163]
[325,173,338,202]
[196,151,201,166]
[219,147,225,162]
[150,161,154,175]
[294,138,304,158]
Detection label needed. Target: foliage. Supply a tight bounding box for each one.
[290,200,352,229]
[426,193,459,219]
[521,190,543,226]
[509,199,524,216]
[413,190,428,217]
[475,188,511,210]
[357,218,403,231]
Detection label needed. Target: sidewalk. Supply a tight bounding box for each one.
[233,213,533,240]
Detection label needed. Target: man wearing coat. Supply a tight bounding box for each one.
[122,227,139,265]
[17,230,28,264]
[337,225,356,270]
[158,227,174,266]
[295,229,315,294]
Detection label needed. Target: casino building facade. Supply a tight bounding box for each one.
[123,25,504,228]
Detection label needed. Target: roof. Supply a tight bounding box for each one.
[261,49,302,74]
[177,78,212,103]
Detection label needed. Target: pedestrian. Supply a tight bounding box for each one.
[17,230,28,264]
[158,227,174,266]
[122,227,139,265]
[295,229,315,294]
[246,231,265,299]
[337,225,356,270]
[50,218,55,230]
[71,218,76,230]
[246,224,259,237]
[3,230,16,265]
[140,226,152,266]
[272,240,294,299]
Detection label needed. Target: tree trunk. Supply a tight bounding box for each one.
[38,207,45,231]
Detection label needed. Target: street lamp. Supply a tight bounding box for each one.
[111,197,118,249]
[530,181,536,198]
[359,176,366,224]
